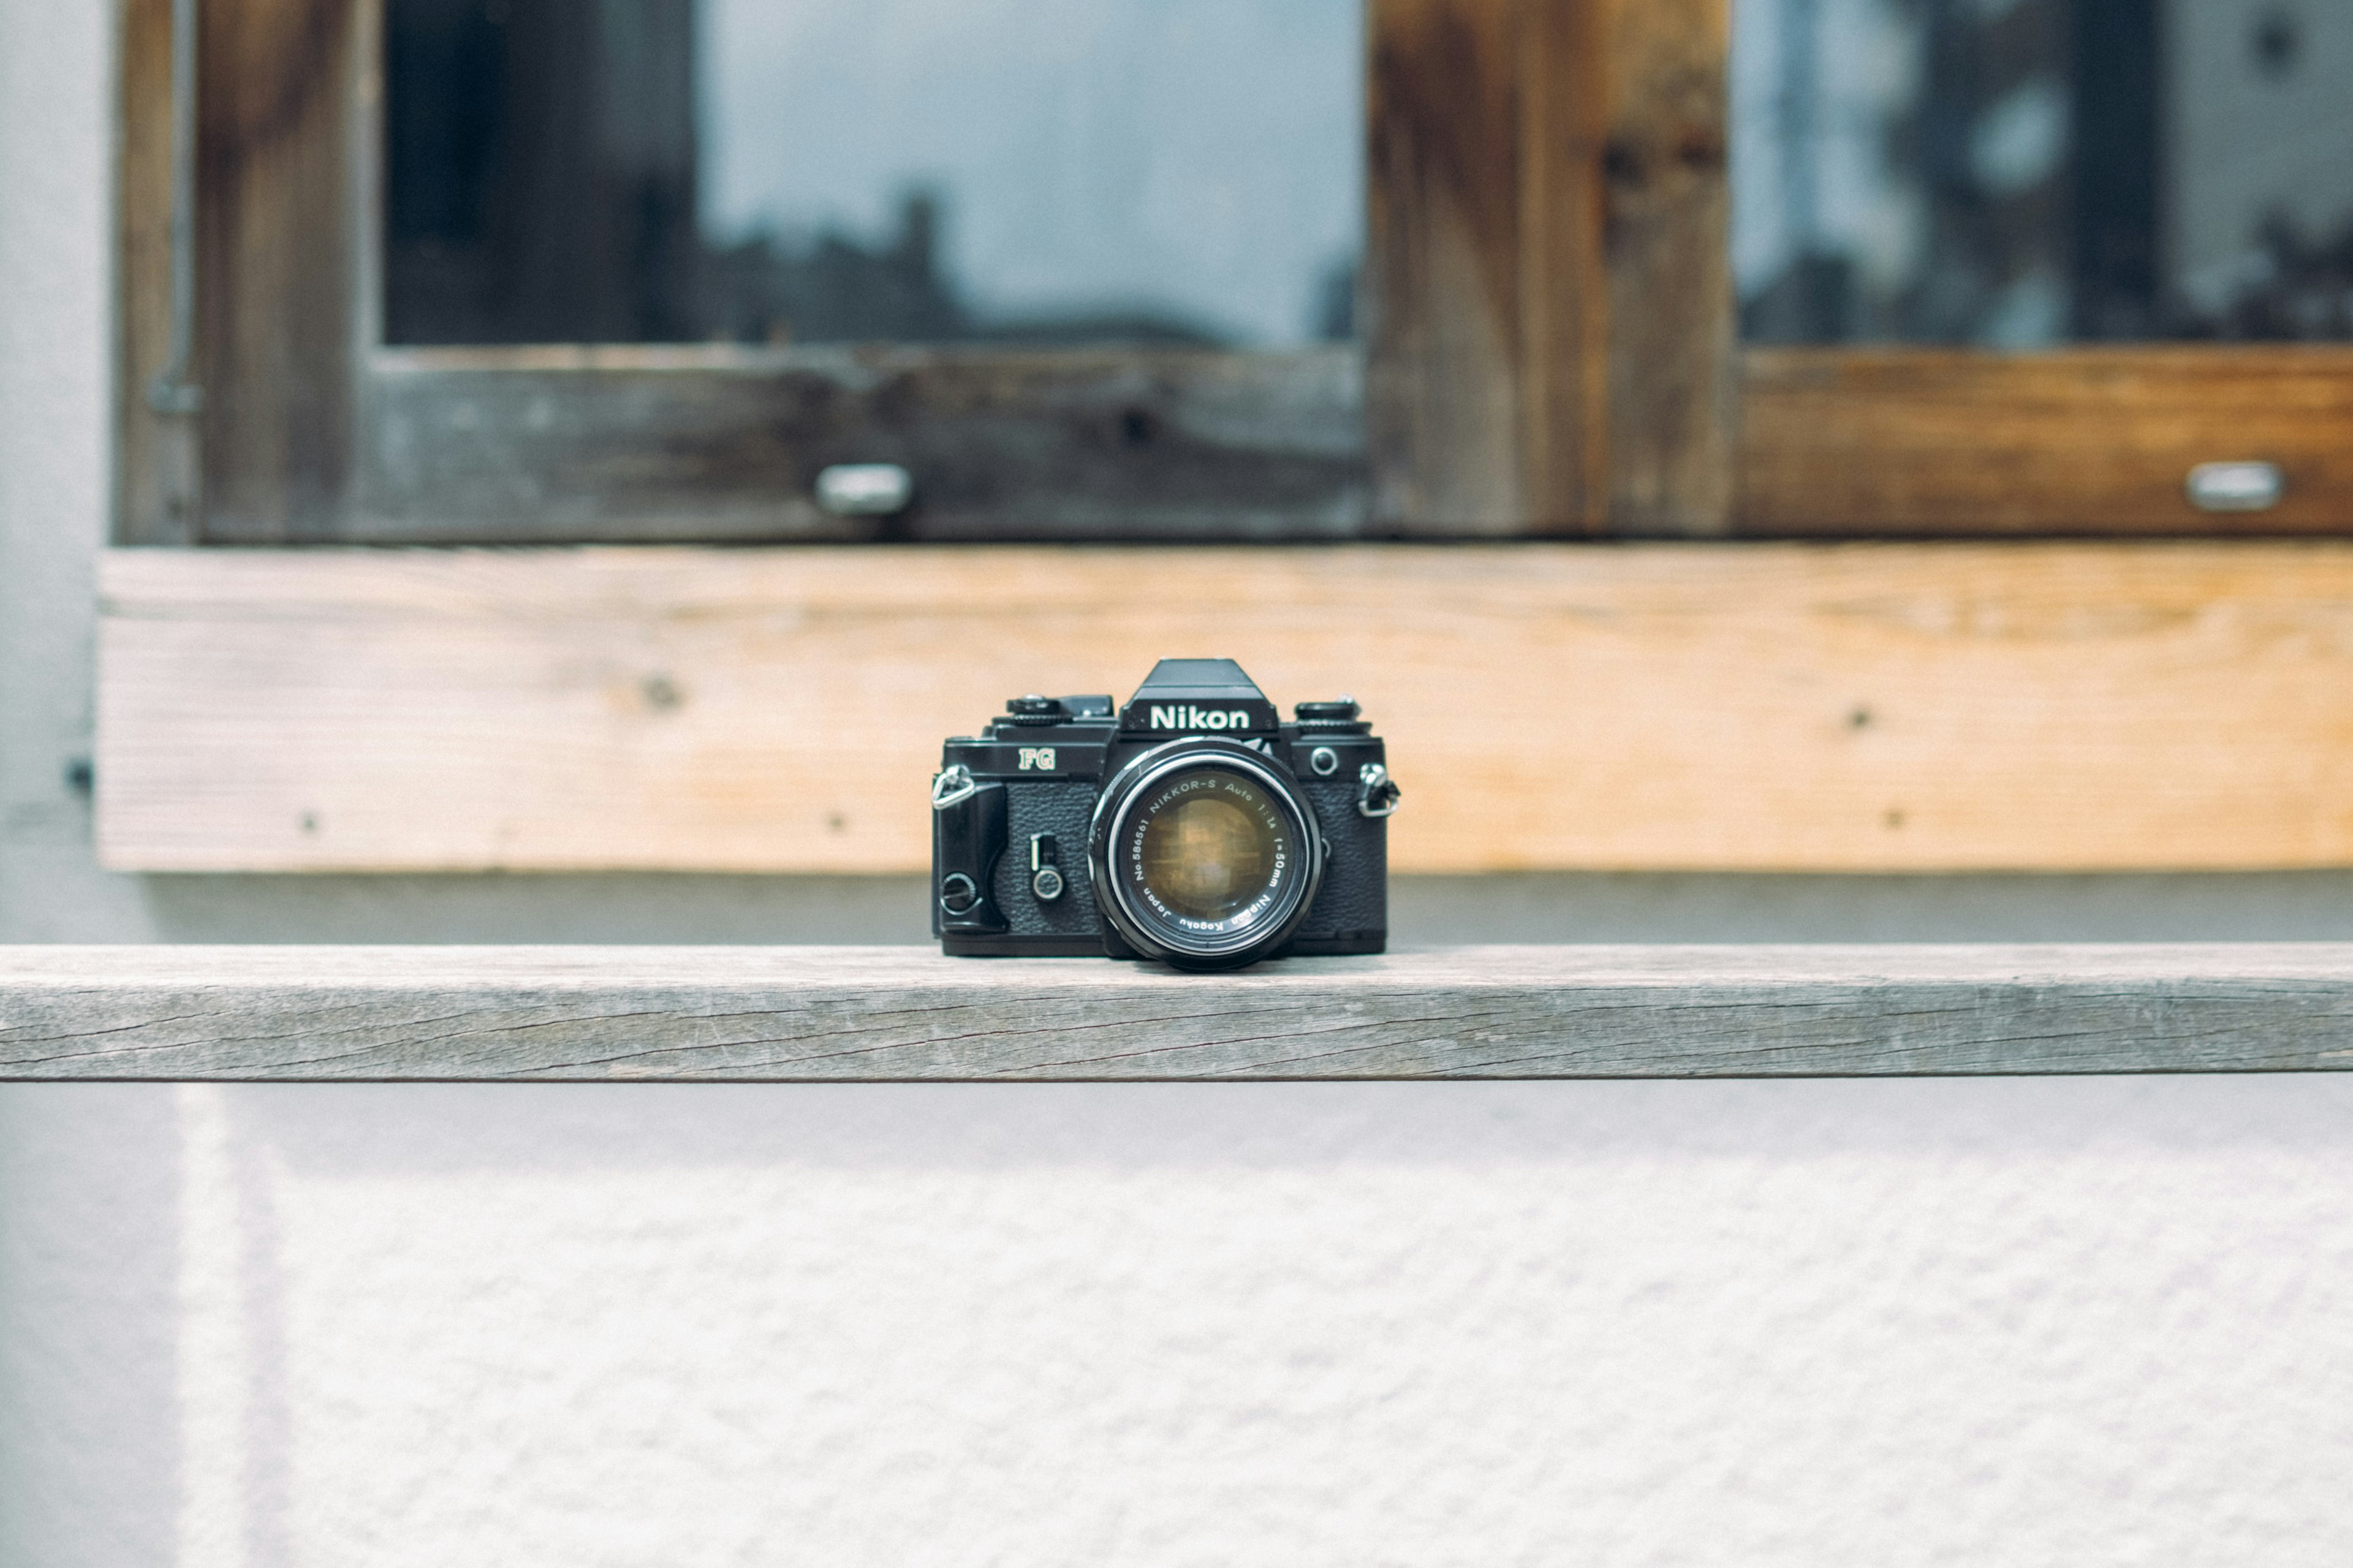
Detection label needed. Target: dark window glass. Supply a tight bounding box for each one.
[1733,0,2353,345]
[384,0,1363,348]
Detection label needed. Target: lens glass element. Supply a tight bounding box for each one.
[1116,763,1303,949]
[1140,789,1278,920]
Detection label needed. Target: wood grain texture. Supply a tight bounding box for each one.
[1366,0,1608,534]
[5,944,2351,1081]
[194,0,362,541]
[335,346,1366,544]
[1365,0,1736,536]
[1740,348,2353,535]
[117,0,200,546]
[1604,0,1735,536]
[94,540,2353,873]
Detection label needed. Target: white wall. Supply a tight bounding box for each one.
[7,6,2353,1564]
[13,1078,2353,1568]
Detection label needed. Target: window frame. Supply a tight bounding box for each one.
[115,0,2353,550]
[119,0,1741,545]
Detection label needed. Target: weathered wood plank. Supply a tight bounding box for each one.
[5,944,2351,1081]
[335,346,1367,544]
[1604,0,1735,535]
[193,0,363,541]
[1366,0,1609,534]
[1364,0,1737,537]
[93,540,2353,873]
[117,0,200,545]
[1739,347,2353,536]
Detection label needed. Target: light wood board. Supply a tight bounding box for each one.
[96,540,2353,873]
[7,944,2352,1081]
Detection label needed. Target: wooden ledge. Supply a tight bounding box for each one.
[6,944,2352,1082]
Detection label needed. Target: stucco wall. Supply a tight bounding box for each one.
[12,1077,2353,1568]
[6,6,2353,1564]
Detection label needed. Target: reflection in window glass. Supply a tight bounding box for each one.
[1732,0,2353,346]
[384,0,1362,349]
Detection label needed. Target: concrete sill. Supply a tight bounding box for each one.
[6,944,2353,1081]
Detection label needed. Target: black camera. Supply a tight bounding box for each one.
[931,659,1400,969]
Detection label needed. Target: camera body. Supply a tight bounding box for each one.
[931,659,1396,968]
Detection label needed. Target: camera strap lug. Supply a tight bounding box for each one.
[932,770,1010,934]
[931,765,978,811]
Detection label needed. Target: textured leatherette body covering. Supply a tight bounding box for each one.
[1294,776,1387,952]
[990,782,1103,941]
[980,776,1385,953]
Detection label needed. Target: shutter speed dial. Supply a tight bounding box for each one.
[1007,695,1065,726]
[1295,697,1371,737]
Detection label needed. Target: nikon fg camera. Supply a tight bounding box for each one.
[931,659,1400,969]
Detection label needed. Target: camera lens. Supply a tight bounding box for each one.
[1139,773,1283,921]
[1090,743,1324,969]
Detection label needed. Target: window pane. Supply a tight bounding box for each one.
[384,0,1363,348]
[1732,0,2353,346]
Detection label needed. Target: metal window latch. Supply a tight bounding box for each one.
[816,463,913,517]
[2186,461,2283,513]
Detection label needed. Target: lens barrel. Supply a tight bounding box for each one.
[1088,740,1325,970]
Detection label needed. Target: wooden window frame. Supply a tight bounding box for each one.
[117,0,2353,547]
[125,0,1631,546]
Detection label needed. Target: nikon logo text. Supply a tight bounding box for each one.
[1148,705,1252,731]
